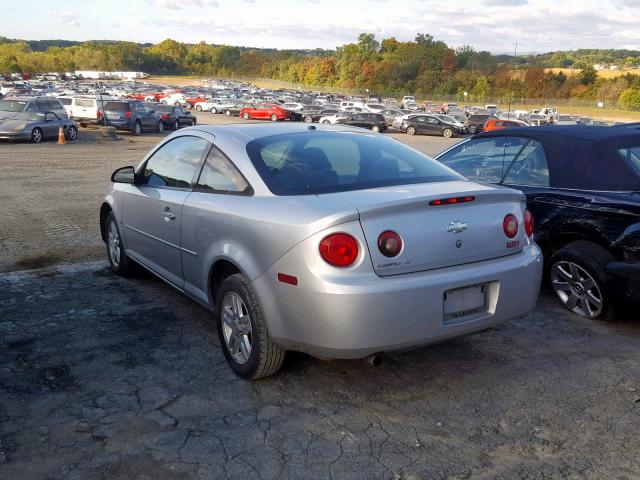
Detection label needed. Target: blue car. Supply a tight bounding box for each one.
[437,126,640,321]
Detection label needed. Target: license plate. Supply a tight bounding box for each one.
[443,284,487,322]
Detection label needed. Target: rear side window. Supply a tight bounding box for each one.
[246,131,462,195]
[437,137,529,183]
[618,147,640,177]
[143,136,208,189]
[196,146,251,194]
[502,140,550,186]
[58,98,72,106]
[74,99,94,108]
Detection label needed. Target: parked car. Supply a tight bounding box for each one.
[301,107,336,123]
[0,107,78,143]
[0,95,68,121]
[101,123,542,379]
[240,104,291,121]
[465,114,497,134]
[223,101,252,117]
[379,109,405,126]
[318,111,352,124]
[436,126,640,320]
[484,118,527,131]
[99,100,164,135]
[554,115,578,126]
[154,104,197,130]
[335,112,387,132]
[58,95,113,123]
[401,114,462,138]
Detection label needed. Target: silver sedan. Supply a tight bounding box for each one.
[101,123,543,379]
[0,111,78,143]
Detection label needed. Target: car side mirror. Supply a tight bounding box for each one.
[111,166,135,184]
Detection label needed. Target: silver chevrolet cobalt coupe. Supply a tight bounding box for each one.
[101,123,542,379]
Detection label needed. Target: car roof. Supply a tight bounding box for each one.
[474,125,640,191]
[189,122,372,141]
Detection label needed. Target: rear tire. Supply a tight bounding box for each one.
[195,105,202,112]
[322,119,330,124]
[242,112,250,120]
[550,241,616,321]
[65,125,78,141]
[270,114,278,122]
[371,124,380,132]
[174,120,180,130]
[442,128,453,138]
[157,121,164,133]
[225,109,232,116]
[105,212,132,277]
[303,115,312,123]
[406,126,416,135]
[133,121,142,136]
[210,107,218,114]
[216,274,285,380]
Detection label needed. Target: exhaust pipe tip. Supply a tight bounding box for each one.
[367,354,383,367]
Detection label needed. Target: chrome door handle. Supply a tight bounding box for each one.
[164,212,176,221]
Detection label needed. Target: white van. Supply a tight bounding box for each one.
[58,96,115,122]
[339,100,365,110]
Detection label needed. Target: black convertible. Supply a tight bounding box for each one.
[437,126,640,321]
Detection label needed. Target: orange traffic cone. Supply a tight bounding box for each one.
[57,126,66,145]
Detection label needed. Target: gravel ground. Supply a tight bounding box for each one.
[0,113,456,273]
[1,262,639,479]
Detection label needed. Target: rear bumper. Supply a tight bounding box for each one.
[606,261,640,302]
[254,244,543,359]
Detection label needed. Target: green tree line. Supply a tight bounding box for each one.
[3,35,640,109]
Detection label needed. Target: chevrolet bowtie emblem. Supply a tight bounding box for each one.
[447,221,468,233]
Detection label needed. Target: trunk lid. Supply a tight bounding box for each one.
[317,181,527,276]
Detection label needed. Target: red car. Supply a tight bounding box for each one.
[483,118,527,132]
[185,96,206,108]
[240,104,291,121]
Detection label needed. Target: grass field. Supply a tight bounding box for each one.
[546,67,640,79]
[145,75,640,122]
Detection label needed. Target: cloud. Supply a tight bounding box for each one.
[50,11,81,26]
[148,0,219,9]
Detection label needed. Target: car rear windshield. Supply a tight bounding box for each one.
[104,102,130,112]
[0,100,27,112]
[618,146,640,178]
[246,131,463,195]
[154,105,174,112]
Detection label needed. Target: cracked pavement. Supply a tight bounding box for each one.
[1,261,640,479]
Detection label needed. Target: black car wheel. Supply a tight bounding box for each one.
[303,115,312,123]
[270,114,278,122]
[105,212,132,276]
[225,109,232,116]
[371,124,380,132]
[195,105,203,112]
[174,120,180,130]
[31,127,43,143]
[191,119,196,126]
[550,241,616,321]
[442,128,453,138]
[216,274,285,380]
[133,121,142,136]
[406,126,416,135]
[65,125,78,141]
[157,121,164,133]
[242,112,250,120]
[210,107,218,114]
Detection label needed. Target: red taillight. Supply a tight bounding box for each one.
[125,111,132,119]
[503,214,518,238]
[524,209,534,237]
[161,114,169,120]
[97,110,103,118]
[429,196,475,206]
[378,231,402,257]
[319,233,359,267]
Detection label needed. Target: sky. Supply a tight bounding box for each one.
[2,0,640,53]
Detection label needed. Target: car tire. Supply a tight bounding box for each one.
[105,212,132,277]
[157,121,164,133]
[195,105,202,112]
[550,241,616,321]
[303,115,312,123]
[161,100,167,104]
[371,125,380,132]
[270,114,278,122]
[31,127,43,143]
[242,112,250,120]
[210,107,218,114]
[174,120,180,130]
[65,125,78,141]
[321,120,330,124]
[225,109,232,116]
[133,121,142,136]
[216,273,285,380]
[406,126,416,135]
[191,119,196,126]
[442,128,454,138]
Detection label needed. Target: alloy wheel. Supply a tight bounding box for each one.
[221,292,253,364]
[551,261,603,318]
[107,220,121,268]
